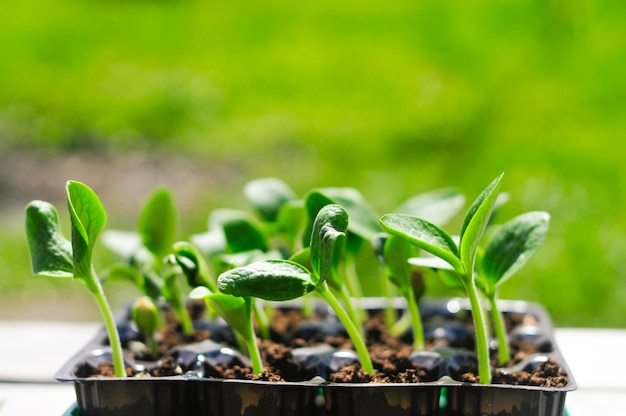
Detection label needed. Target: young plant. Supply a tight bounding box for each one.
[190,287,267,375]
[476,211,550,366]
[25,181,126,378]
[102,188,198,336]
[131,296,160,357]
[381,234,425,351]
[214,204,375,374]
[381,173,504,384]
[375,187,466,337]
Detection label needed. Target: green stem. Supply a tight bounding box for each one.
[317,282,374,374]
[166,277,194,336]
[404,287,425,351]
[382,277,397,331]
[253,301,270,340]
[87,270,126,378]
[336,286,363,336]
[175,301,194,336]
[148,334,158,357]
[489,293,510,367]
[344,258,364,299]
[245,298,264,375]
[389,310,411,337]
[341,260,368,323]
[464,277,491,384]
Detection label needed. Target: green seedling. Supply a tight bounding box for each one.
[381,173,504,384]
[375,187,466,338]
[131,296,160,357]
[25,181,126,378]
[102,188,198,336]
[190,287,265,375]
[476,211,550,366]
[378,234,425,350]
[216,204,375,374]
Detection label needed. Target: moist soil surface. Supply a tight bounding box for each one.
[88,302,569,388]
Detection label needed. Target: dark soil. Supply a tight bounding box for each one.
[88,302,570,388]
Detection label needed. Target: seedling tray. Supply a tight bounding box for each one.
[56,298,576,416]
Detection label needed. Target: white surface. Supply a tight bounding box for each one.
[0,321,99,382]
[0,383,75,416]
[0,322,624,415]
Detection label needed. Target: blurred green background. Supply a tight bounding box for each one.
[1,0,624,327]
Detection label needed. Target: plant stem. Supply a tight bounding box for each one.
[389,310,411,337]
[148,334,158,357]
[253,301,270,340]
[336,287,363,336]
[404,287,425,351]
[87,269,126,378]
[341,260,368,323]
[489,293,510,367]
[463,277,491,384]
[175,301,194,336]
[382,278,398,331]
[245,298,264,375]
[317,281,374,374]
[166,276,194,336]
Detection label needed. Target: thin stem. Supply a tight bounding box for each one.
[148,335,158,357]
[166,277,194,336]
[404,287,425,351]
[245,298,264,375]
[341,260,368,323]
[489,293,510,367]
[382,278,397,331]
[464,277,492,384]
[389,310,411,337]
[336,286,364,336]
[175,302,194,336]
[317,281,374,374]
[88,269,126,378]
[253,301,270,340]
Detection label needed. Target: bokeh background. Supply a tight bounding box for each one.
[1,0,624,327]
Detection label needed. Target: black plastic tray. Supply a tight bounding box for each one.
[56,298,576,416]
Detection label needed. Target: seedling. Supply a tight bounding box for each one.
[102,188,198,336]
[215,204,375,374]
[476,211,550,366]
[25,181,126,378]
[190,286,267,375]
[376,234,425,350]
[131,297,160,357]
[374,187,466,342]
[381,173,504,384]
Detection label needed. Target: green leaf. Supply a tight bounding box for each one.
[394,187,465,227]
[383,234,413,290]
[274,199,305,247]
[458,173,503,277]
[302,191,336,248]
[25,200,74,278]
[217,259,316,301]
[138,188,177,258]
[173,241,216,291]
[318,187,382,240]
[244,177,297,222]
[380,214,462,272]
[309,204,349,283]
[288,247,312,272]
[481,211,550,290]
[223,217,269,253]
[201,291,250,336]
[66,181,107,280]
